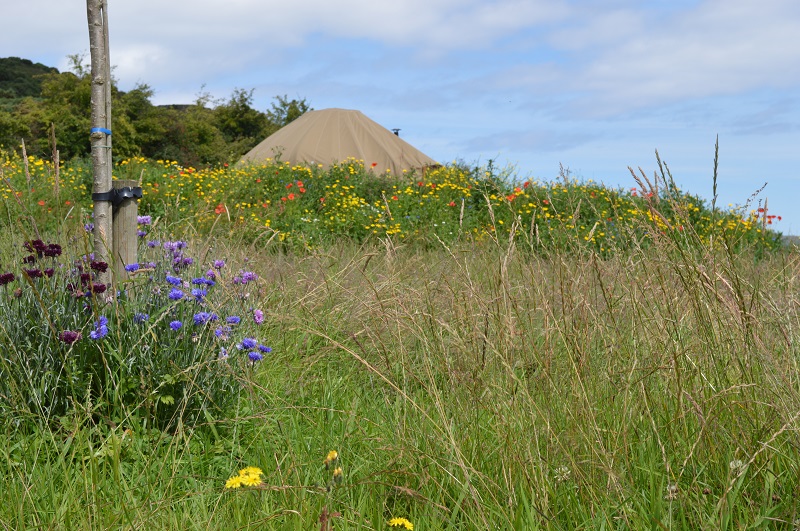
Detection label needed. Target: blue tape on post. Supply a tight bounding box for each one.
[90,127,112,135]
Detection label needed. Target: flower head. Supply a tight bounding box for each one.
[165,274,182,286]
[169,320,183,331]
[168,288,184,301]
[248,351,263,363]
[387,517,414,530]
[253,309,264,324]
[239,337,257,350]
[59,330,81,344]
[137,215,152,225]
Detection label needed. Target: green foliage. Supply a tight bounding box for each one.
[0,57,58,100]
[0,56,311,165]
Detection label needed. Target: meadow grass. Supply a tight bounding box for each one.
[1,151,798,529]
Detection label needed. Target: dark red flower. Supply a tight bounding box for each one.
[59,330,81,344]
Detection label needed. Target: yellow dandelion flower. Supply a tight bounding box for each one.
[387,517,414,529]
[240,474,262,487]
[225,475,243,489]
[324,450,339,467]
[239,466,263,477]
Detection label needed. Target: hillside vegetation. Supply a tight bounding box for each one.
[0,55,310,166]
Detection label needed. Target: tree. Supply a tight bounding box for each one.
[264,95,311,135]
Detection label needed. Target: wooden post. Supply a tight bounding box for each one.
[112,180,139,281]
[87,0,113,287]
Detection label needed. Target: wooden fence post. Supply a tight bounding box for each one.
[112,180,139,281]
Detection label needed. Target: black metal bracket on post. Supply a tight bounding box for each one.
[92,186,143,210]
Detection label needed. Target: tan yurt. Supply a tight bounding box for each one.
[240,108,438,176]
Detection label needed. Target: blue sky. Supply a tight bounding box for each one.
[4,0,799,233]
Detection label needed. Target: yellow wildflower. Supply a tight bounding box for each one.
[387,517,414,529]
[239,466,263,477]
[240,473,262,487]
[225,475,243,489]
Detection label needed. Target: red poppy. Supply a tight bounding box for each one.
[215,204,225,214]
[448,201,456,207]
[288,193,296,200]
[38,200,45,206]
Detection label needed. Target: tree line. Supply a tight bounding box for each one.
[0,56,310,167]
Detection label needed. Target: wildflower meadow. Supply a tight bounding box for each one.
[1,145,799,529]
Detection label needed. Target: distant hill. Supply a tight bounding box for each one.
[0,57,58,99]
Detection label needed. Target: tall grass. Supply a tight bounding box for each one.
[1,150,798,529]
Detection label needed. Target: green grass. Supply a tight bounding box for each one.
[1,150,798,529]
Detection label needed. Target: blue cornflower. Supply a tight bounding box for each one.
[133,313,149,324]
[168,288,184,300]
[248,351,263,363]
[191,288,207,301]
[238,337,257,350]
[165,274,182,286]
[258,344,272,353]
[169,320,183,331]
[214,326,231,339]
[137,230,147,238]
[84,223,94,233]
[191,277,207,285]
[124,263,140,272]
[89,316,109,340]
[225,316,241,325]
[194,312,211,325]
[147,240,160,248]
[219,347,228,359]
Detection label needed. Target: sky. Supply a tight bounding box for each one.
[4,0,799,234]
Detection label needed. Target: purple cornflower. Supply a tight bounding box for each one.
[205,270,216,280]
[84,223,94,233]
[23,268,43,279]
[147,240,160,248]
[137,230,147,238]
[248,351,264,363]
[219,347,228,359]
[89,283,107,294]
[193,312,216,325]
[89,316,109,340]
[137,215,152,225]
[124,263,140,272]
[238,337,257,350]
[225,316,241,325]
[168,288,184,301]
[165,275,182,286]
[241,271,258,283]
[253,309,264,324]
[43,244,62,257]
[59,330,81,344]
[169,320,183,331]
[212,260,225,270]
[0,272,15,286]
[44,268,55,278]
[90,261,108,273]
